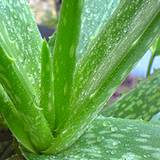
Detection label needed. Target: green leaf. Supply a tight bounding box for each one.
[0,0,55,152]
[103,71,160,120]
[45,0,160,154]
[0,46,54,152]
[77,0,120,58]
[25,116,160,160]
[48,33,56,54]
[0,85,35,153]
[0,0,42,96]
[40,41,55,131]
[53,0,84,130]
[146,52,157,77]
[58,0,121,102]
[147,38,160,76]
[151,37,160,56]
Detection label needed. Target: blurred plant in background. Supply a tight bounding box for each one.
[29,0,58,28]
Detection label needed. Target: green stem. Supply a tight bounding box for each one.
[146,52,156,77]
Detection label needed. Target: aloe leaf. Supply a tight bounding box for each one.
[0,0,55,151]
[72,1,160,110]
[147,38,160,76]
[0,0,42,96]
[0,86,35,153]
[40,40,55,131]
[25,116,160,160]
[53,0,84,130]
[146,52,157,77]
[77,0,120,58]
[103,71,160,120]
[48,33,56,54]
[151,37,160,56]
[0,46,54,152]
[45,1,160,154]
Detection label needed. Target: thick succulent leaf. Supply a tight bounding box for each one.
[25,116,160,160]
[0,47,54,152]
[46,1,160,154]
[53,0,84,130]
[146,52,157,77]
[0,0,54,151]
[48,33,56,54]
[0,0,42,96]
[103,71,160,121]
[0,85,35,153]
[40,41,55,131]
[151,37,160,55]
[147,38,160,76]
[77,0,120,58]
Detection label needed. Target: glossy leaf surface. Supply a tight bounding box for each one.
[103,71,160,120]
[45,0,160,154]
[77,0,120,58]
[0,0,160,156]
[147,38,160,76]
[0,85,35,153]
[25,116,160,160]
[53,0,84,130]
[151,37,160,55]
[0,0,42,96]
[40,41,55,131]
[0,46,54,152]
[0,0,55,152]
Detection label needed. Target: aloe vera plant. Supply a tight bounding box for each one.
[147,37,160,77]
[104,70,160,120]
[0,0,160,159]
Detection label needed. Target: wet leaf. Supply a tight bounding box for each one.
[0,85,35,153]
[0,0,42,96]
[151,37,160,56]
[25,116,160,160]
[77,0,120,58]
[40,41,55,131]
[48,33,56,54]
[103,71,160,120]
[0,0,160,156]
[45,0,160,154]
[0,47,54,152]
[52,0,84,130]
[147,38,160,76]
